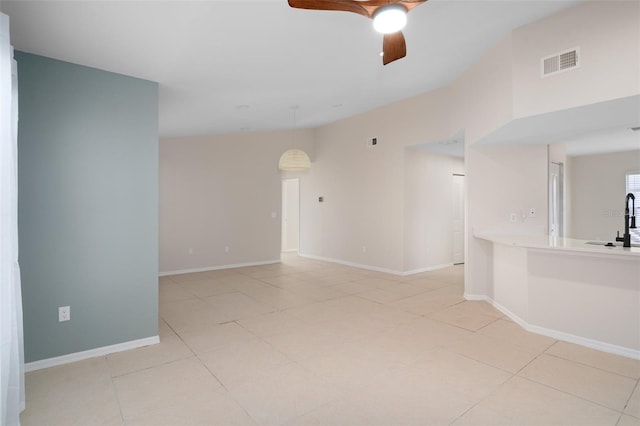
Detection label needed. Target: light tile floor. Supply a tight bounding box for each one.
[21,254,640,426]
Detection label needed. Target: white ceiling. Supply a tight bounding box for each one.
[1,0,584,138]
[477,95,640,156]
[564,127,640,157]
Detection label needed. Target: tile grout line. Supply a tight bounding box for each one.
[166,319,260,423]
[105,356,128,426]
[620,378,640,415]
[515,374,632,416]
[504,346,602,411]
[541,350,640,381]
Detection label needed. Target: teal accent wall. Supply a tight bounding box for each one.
[16,52,159,363]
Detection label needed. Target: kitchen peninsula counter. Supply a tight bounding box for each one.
[475,233,640,257]
[469,232,640,359]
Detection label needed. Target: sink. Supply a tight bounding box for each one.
[585,241,640,248]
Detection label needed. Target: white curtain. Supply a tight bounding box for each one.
[1,12,25,426]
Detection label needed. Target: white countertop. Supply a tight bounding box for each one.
[474,232,640,257]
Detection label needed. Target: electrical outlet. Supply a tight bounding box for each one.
[510,213,518,222]
[188,247,193,255]
[362,245,367,253]
[529,207,536,218]
[224,246,230,253]
[58,306,70,322]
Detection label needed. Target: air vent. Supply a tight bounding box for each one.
[541,47,580,77]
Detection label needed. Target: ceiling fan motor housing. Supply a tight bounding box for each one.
[373,4,408,34]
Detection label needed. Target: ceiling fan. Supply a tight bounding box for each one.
[287,0,428,65]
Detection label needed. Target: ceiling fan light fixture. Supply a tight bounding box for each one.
[373,5,407,34]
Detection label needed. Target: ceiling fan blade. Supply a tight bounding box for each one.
[399,0,428,13]
[289,0,426,65]
[382,31,406,65]
[288,0,369,17]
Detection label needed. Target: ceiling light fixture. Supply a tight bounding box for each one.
[279,106,311,171]
[373,5,407,34]
[279,149,311,171]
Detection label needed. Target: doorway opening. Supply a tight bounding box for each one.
[281,178,300,253]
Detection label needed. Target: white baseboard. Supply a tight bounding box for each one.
[464,293,640,360]
[159,259,281,277]
[25,335,160,372]
[298,253,455,276]
[403,263,455,275]
[298,253,403,275]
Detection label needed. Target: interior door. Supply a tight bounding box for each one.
[452,174,465,264]
[281,178,300,252]
[549,162,564,237]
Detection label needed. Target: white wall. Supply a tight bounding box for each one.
[159,129,314,273]
[512,1,640,119]
[447,35,515,296]
[299,117,406,272]
[458,0,639,296]
[569,150,640,242]
[299,88,452,273]
[403,149,465,272]
[159,1,639,279]
[463,142,549,300]
[450,36,514,145]
[466,143,549,236]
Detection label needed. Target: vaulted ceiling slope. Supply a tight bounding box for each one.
[2,0,583,138]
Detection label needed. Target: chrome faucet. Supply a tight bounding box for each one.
[616,193,636,248]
